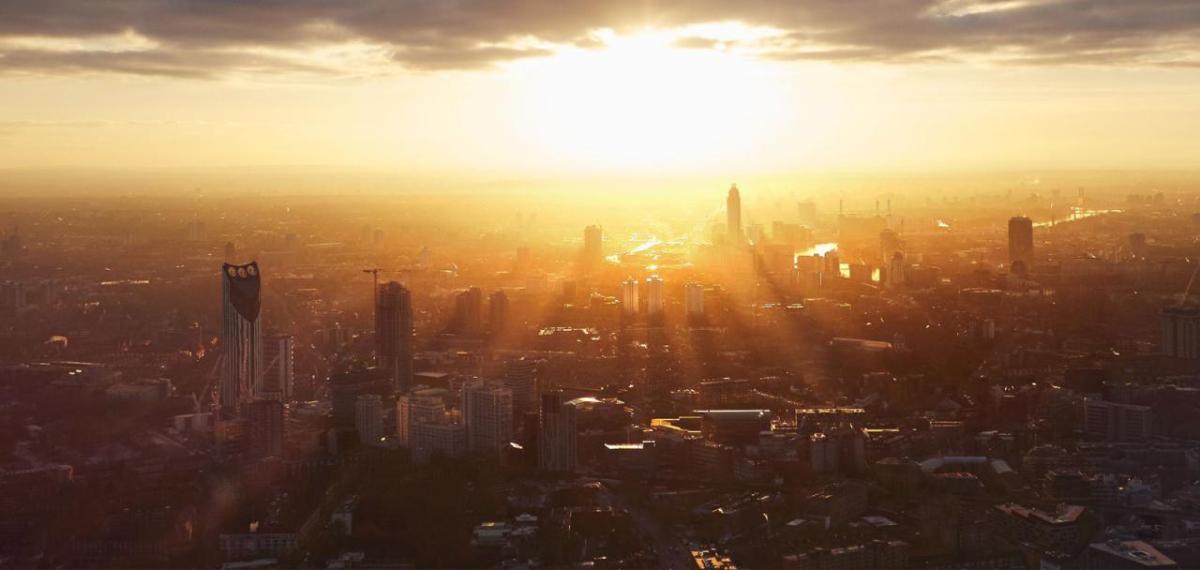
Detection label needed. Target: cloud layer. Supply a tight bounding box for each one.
[1,0,1198,78]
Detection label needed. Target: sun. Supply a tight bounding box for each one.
[509,27,792,172]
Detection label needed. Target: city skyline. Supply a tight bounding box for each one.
[7,3,1200,569]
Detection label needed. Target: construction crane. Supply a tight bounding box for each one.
[1180,258,1200,307]
[362,267,383,308]
[197,353,224,413]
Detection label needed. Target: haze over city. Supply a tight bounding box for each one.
[4,2,1200,570]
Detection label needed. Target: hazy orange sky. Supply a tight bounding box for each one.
[2,1,1199,176]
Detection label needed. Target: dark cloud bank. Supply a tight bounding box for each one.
[0,0,1197,77]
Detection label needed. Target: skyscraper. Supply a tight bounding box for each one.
[455,287,484,335]
[221,262,264,418]
[621,278,639,315]
[539,391,577,473]
[727,184,742,245]
[504,357,539,418]
[583,225,604,270]
[646,275,664,317]
[463,381,514,458]
[376,281,414,390]
[886,252,906,288]
[1008,216,1034,274]
[685,282,705,317]
[262,334,294,402]
[880,229,902,265]
[356,393,383,445]
[489,290,509,335]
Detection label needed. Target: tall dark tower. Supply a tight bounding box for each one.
[455,287,484,335]
[1008,216,1034,275]
[376,281,414,391]
[489,290,510,336]
[221,262,263,418]
[582,225,604,271]
[727,184,742,245]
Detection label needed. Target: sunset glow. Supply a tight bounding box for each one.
[7,4,1200,569]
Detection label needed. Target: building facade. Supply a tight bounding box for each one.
[221,262,264,418]
[376,281,414,390]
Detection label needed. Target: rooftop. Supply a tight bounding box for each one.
[1089,540,1176,567]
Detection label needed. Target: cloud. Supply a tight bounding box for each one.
[673,36,721,50]
[0,0,1197,78]
[0,48,335,78]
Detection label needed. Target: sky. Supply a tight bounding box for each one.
[1,1,1199,179]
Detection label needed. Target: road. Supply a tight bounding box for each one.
[603,486,695,569]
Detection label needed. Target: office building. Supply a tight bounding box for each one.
[685,283,705,317]
[463,381,514,458]
[503,358,539,418]
[795,255,823,290]
[489,290,509,335]
[356,394,383,445]
[411,420,467,463]
[220,262,264,418]
[763,244,795,277]
[396,392,446,446]
[539,391,577,472]
[1,281,26,314]
[1161,306,1200,359]
[455,287,484,335]
[1008,216,1034,274]
[646,275,664,317]
[621,278,639,316]
[886,252,906,288]
[245,399,284,460]
[880,229,902,264]
[1084,400,1152,442]
[331,368,387,429]
[376,281,414,390]
[990,503,1088,554]
[261,334,294,402]
[582,225,604,270]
